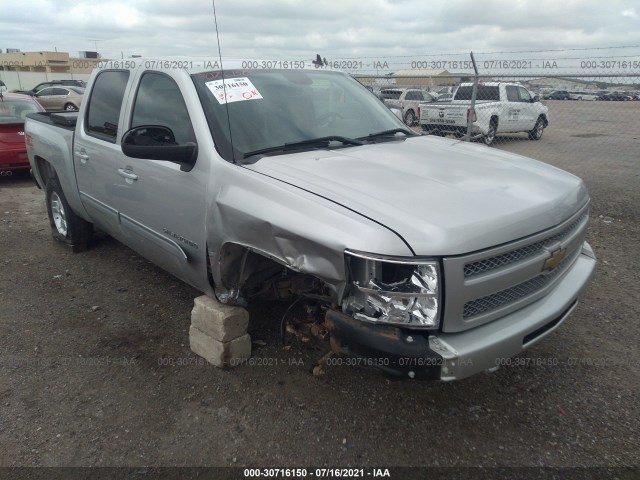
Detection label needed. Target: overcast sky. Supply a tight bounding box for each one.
[1,0,639,73]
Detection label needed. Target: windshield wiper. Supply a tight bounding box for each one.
[243,136,363,159]
[360,128,416,141]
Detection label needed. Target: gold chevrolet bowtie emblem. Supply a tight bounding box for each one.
[543,247,567,271]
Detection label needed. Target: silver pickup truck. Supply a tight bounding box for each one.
[25,59,596,380]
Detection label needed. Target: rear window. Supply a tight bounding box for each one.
[455,85,500,101]
[380,90,402,100]
[0,98,41,122]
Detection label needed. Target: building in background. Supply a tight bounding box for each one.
[0,50,100,74]
[0,50,101,91]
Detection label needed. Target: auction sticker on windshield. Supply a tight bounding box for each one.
[205,77,263,104]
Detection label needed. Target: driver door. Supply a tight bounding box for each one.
[113,71,206,284]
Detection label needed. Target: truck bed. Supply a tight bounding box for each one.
[26,112,78,131]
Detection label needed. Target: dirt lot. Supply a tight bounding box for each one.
[0,100,639,473]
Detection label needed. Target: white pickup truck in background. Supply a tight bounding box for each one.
[419,82,549,146]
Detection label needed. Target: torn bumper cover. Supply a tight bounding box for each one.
[325,309,443,380]
[327,246,596,381]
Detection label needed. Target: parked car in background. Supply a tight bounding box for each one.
[569,91,600,101]
[598,92,632,101]
[543,90,571,100]
[0,92,45,175]
[34,86,84,111]
[15,79,86,96]
[380,88,437,125]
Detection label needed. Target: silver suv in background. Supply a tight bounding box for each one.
[380,88,437,125]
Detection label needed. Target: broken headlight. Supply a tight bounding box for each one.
[343,251,440,329]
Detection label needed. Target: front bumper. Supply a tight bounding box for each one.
[327,242,596,381]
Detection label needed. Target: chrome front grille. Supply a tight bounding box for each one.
[463,213,587,278]
[462,247,581,319]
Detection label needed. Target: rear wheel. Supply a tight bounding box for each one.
[64,103,78,111]
[528,117,545,140]
[483,121,497,146]
[403,110,416,126]
[46,176,92,247]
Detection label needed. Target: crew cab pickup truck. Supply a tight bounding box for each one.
[25,59,595,380]
[419,82,549,146]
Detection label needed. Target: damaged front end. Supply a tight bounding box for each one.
[341,250,440,329]
[323,250,445,379]
[214,244,448,379]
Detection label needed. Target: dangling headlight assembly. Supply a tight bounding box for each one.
[342,250,441,329]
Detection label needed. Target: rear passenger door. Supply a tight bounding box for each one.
[517,87,537,130]
[74,69,131,236]
[504,85,522,132]
[34,87,56,111]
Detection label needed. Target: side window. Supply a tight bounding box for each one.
[518,87,532,102]
[86,70,130,143]
[131,72,195,145]
[53,88,68,96]
[506,86,519,102]
[37,88,54,97]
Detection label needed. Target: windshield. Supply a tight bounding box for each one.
[0,98,40,123]
[192,69,406,162]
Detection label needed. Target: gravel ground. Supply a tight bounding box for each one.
[0,101,638,472]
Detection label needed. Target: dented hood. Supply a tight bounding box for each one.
[243,136,588,255]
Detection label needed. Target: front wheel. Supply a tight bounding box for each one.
[46,176,92,247]
[528,117,545,140]
[483,122,497,146]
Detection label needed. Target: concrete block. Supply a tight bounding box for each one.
[189,325,251,368]
[191,295,249,342]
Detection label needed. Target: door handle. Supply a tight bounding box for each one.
[117,168,138,181]
[75,151,90,164]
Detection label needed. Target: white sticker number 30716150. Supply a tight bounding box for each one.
[205,77,263,105]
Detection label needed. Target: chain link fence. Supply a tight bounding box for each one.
[353,72,639,147]
[332,49,639,162]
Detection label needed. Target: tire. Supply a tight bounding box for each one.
[64,103,78,111]
[403,110,416,126]
[46,176,92,246]
[528,117,545,140]
[483,121,497,146]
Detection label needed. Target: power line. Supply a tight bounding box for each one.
[328,45,640,60]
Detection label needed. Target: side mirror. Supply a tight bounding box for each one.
[121,125,197,172]
[532,95,540,103]
[0,80,6,93]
